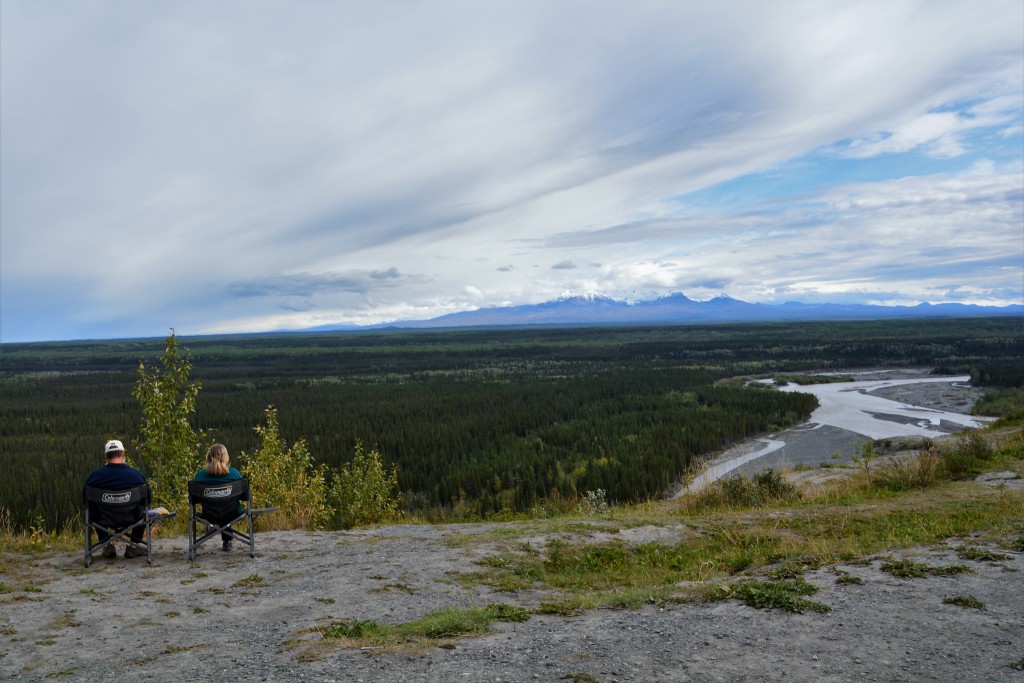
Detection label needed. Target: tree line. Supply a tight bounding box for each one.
[1,317,1020,530]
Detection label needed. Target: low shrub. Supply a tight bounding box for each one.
[328,442,401,529]
[940,432,996,480]
[240,407,330,530]
[870,449,943,491]
[686,469,799,510]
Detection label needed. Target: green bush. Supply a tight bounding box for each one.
[133,332,205,514]
[328,442,401,529]
[688,469,799,510]
[941,432,996,480]
[871,449,943,491]
[240,406,330,529]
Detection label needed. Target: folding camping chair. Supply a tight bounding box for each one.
[82,484,176,567]
[187,478,276,560]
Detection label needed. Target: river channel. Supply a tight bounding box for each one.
[684,370,993,492]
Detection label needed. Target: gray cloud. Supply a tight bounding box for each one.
[551,261,577,270]
[227,269,417,299]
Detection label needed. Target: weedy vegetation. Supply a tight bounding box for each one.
[705,576,830,613]
[880,559,972,579]
[315,603,531,650]
[942,595,986,610]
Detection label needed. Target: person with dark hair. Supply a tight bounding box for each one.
[82,439,150,559]
[194,443,243,551]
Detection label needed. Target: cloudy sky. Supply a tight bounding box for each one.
[2,0,1022,343]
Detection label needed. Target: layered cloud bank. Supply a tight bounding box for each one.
[2,1,1021,342]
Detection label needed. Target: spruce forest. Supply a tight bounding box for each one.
[1,317,1021,531]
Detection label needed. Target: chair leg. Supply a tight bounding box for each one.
[248,513,255,557]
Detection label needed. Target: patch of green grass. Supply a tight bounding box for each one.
[537,600,585,616]
[832,569,864,586]
[705,577,830,613]
[561,673,600,683]
[460,489,1022,609]
[315,597,336,604]
[942,595,985,610]
[164,611,180,618]
[323,619,384,639]
[769,555,823,579]
[956,546,1012,562]
[879,560,927,578]
[1010,657,1024,671]
[78,588,97,595]
[51,611,80,629]
[162,644,208,655]
[321,603,531,648]
[192,607,208,614]
[232,573,264,588]
[483,603,530,622]
[930,564,973,576]
[880,559,972,578]
[369,582,415,595]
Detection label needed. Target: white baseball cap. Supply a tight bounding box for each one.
[104,439,125,455]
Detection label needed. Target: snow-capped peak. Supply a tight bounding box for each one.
[557,290,609,302]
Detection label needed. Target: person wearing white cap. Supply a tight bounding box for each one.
[82,439,151,558]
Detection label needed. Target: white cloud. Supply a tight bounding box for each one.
[1,0,1021,341]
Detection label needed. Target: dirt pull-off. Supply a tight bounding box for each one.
[2,511,1023,682]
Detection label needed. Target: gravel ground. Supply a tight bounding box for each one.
[2,516,1022,682]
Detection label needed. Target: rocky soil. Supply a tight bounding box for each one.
[2,508,1023,682]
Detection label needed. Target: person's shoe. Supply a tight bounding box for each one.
[102,544,117,559]
[123,545,147,559]
[222,539,233,552]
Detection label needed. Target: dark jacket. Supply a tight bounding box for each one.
[82,462,150,525]
[83,462,149,500]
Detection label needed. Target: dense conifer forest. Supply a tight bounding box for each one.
[2,317,1021,530]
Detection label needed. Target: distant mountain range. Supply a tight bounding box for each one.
[307,292,1023,332]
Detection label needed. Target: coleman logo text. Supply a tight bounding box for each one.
[101,492,132,504]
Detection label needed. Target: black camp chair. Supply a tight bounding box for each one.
[82,484,176,567]
[187,478,276,560]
